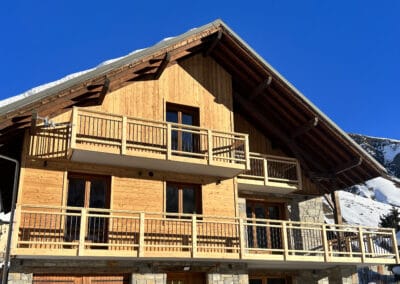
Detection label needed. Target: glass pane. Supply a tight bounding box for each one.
[166,111,178,123]
[67,178,85,207]
[182,132,193,152]
[268,206,280,220]
[182,113,193,125]
[166,186,179,214]
[249,280,263,284]
[89,179,107,208]
[183,187,195,214]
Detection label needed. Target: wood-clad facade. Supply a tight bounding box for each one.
[0,20,396,283]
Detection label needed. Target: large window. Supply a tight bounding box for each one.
[166,102,200,154]
[166,182,202,217]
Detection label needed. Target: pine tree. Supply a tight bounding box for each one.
[380,207,400,232]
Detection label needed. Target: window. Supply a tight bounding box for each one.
[166,182,202,217]
[166,102,200,154]
[249,277,290,284]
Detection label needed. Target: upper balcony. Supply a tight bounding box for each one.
[12,204,399,267]
[238,153,302,194]
[69,108,250,177]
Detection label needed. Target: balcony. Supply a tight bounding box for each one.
[238,153,301,194]
[12,205,399,266]
[69,108,250,177]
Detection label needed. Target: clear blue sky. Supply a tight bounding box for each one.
[1,1,399,139]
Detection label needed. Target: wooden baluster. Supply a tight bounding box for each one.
[263,158,268,186]
[244,135,250,169]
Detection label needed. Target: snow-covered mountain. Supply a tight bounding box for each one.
[330,134,400,228]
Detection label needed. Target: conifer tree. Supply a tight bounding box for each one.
[380,207,400,232]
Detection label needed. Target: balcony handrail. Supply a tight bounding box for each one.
[17,204,397,234]
[73,107,248,138]
[70,107,250,169]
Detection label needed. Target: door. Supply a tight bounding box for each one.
[65,174,110,246]
[246,201,285,250]
[167,273,205,284]
[166,103,200,156]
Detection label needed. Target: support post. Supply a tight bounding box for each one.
[207,129,213,165]
[322,224,330,262]
[391,228,400,263]
[10,204,21,253]
[244,135,250,170]
[358,226,366,263]
[282,222,289,260]
[121,116,127,155]
[78,208,87,256]
[191,215,197,258]
[166,124,172,160]
[138,212,145,257]
[239,218,246,259]
[263,158,268,186]
[70,107,78,149]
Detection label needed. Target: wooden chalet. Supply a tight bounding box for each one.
[0,19,397,284]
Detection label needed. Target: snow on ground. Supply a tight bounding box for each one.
[365,177,400,207]
[338,190,392,227]
[0,212,10,223]
[383,143,400,164]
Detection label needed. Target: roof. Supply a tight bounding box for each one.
[0,19,387,191]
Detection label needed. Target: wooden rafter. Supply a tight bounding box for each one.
[249,76,272,101]
[97,77,110,105]
[334,157,363,175]
[291,117,319,139]
[203,30,222,57]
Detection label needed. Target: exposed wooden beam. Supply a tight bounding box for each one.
[291,117,319,139]
[97,77,110,105]
[154,53,171,80]
[203,30,222,57]
[334,156,363,175]
[249,76,272,101]
[30,111,38,135]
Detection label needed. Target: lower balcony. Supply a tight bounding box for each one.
[12,205,399,266]
[238,153,302,194]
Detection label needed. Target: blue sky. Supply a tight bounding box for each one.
[1,1,399,139]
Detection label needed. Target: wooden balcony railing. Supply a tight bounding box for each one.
[238,153,302,192]
[12,205,399,265]
[69,108,250,175]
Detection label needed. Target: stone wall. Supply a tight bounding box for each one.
[130,273,166,284]
[207,273,248,284]
[7,273,32,284]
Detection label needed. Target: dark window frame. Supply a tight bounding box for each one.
[165,182,202,217]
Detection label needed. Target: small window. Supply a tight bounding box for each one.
[166,182,202,217]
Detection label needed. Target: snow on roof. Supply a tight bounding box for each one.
[0,49,146,109]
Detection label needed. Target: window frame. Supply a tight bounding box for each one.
[165,182,202,217]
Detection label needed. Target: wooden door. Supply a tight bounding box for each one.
[167,272,205,284]
[65,174,110,245]
[246,201,285,250]
[166,103,200,156]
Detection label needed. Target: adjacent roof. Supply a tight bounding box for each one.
[0,19,387,191]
